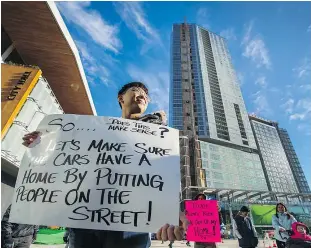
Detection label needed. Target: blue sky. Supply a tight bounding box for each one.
[57,1,311,188]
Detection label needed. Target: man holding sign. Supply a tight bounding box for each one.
[19,82,187,248]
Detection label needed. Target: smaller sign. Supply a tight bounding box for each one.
[185,200,221,243]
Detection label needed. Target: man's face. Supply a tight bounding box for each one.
[119,87,149,115]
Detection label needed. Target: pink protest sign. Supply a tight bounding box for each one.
[185,200,221,243]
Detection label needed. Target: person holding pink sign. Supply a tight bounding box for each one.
[187,193,220,248]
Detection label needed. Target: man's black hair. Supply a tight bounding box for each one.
[117,82,149,109]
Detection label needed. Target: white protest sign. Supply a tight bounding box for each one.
[10,114,180,232]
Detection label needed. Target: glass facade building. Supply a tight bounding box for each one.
[170,23,267,192]
[250,118,298,193]
[170,24,257,148]
[278,128,310,193]
[170,24,209,134]
[200,141,268,191]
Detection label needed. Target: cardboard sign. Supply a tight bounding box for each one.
[10,114,180,233]
[185,200,221,242]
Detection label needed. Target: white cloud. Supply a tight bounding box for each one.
[297,98,311,109]
[243,38,271,69]
[114,2,161,54]
[196,7,210,29]
[57,2,122,53]
[237,72,245,86]
[268,87,281,94]
[74,40,115,87]
[251,90,272,117]
[127,63,169,115]
[74,40,95,63]
[307,24,311,33]
[289,113,306,120]
[241,21,271,69]
[255,76,267,88]
[292,58,311,79]
[299,84,311,91]
[281,98,295,114]
[241,21,253,45]
[220,28,237,41]
[289,98,311,121]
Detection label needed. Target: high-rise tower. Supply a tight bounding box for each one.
[170,23,268,195]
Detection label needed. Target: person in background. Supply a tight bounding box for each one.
[63,228,70,248]
[233,206,258,248]
[192,193,218,248]
[168,240,174,248]
[220,223,226,243]
[218,204,225,243]
[146,233,151,248]
[282,222,311,248]
[184,231,191,246]
[185,235,191,247]
[291,222,311,240]
[1,205,39,248]
[272,203,297,248]
[22,82,188,248]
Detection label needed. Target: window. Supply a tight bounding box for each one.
[213,172,223,180]
[211,154,220,161]
[243,140,249,146]
[211,162,221,169]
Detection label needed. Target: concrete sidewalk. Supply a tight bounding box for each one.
[31,239,270,248]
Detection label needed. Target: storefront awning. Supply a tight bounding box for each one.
[2,1,97,115]
[182,186,311,205]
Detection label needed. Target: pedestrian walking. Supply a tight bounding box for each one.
[233,206,258,248]
[272,203,297,248]
[22,82,188,248]
[1,205,38,248]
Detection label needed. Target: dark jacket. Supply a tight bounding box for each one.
[285,222,311,248]
[234,215,258,248]
[285,238,311,248]
[1,205,39,246]
[69,112,166,248]
[63,228,70,243]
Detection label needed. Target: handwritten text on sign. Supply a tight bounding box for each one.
[10,114,180,232]
[185,200,221,242]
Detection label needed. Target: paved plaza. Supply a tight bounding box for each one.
[31,239,273,248]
